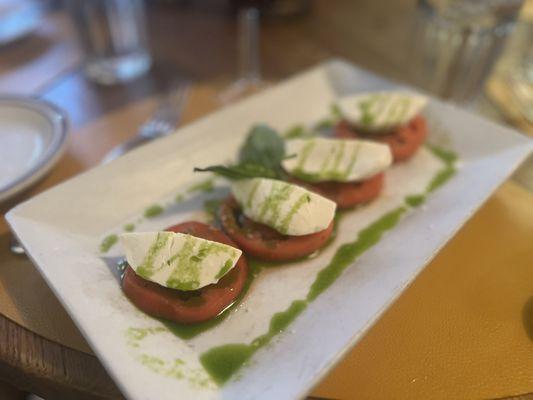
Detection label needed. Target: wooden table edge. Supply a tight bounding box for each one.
[0,312,123,400]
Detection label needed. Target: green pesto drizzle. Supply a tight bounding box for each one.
[384,97,400,123]
[318,142,336,174]
[405,194,426,208]
[307,206,407,301]
[124,223,135,232]
[188,178,215,194]
[257,181,293,225]
[360,94,384,127]
[426,144,457,192]
[404,145,458,207]
[165,236,199,290]
[165,237,236,290]
[329,140,346,174]
[342,142,360,178]
[200,206,407,384]
[100,234,118,253]
[395,98,411,124]
[426,144,458,164]
[246,180,261,208]
[136,232,172,279]
[200,300,307,385]
[126,326,166,348]
[384,97,409,126]
[144,204,164,218]
[373,94,387,120]
[359,98,375,126]
[215,259,234,280]
[279,193,310,234]
[294,139,316,171]
[266,184,294,228]
[428,167,456,192]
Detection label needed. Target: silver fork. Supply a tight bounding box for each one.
[102,81,190,163]
[9,82,190,256]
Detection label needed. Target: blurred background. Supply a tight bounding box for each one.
[0,1,532,399]
[0,0,531,127]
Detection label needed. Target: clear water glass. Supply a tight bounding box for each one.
[508,20,533,122]
[411,0,524,104]
[218,7,268,104]
[68,0,152,85]
[522,23,533,83]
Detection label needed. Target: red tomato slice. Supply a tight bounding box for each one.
[291,173,384,209]
[334,115,427,162]
[122,221,248,325]
[219,198,334,262]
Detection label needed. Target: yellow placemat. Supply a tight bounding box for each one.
[313,180,533,400]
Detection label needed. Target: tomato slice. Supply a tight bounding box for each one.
[219,198,334,262]
[122,221,248,325]
[334,115,427,162]
[291,173,384,209]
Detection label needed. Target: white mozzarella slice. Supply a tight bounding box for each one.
[282,137,392,182]
[337,91,428,131]
[231,178,336,236]
[120,231,242,291]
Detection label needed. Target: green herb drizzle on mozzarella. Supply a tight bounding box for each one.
[337,91,428,131]
[120,232,242,291]
[282,137,392,183]
[231,178,336,236]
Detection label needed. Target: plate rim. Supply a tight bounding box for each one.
[0,95,68,203]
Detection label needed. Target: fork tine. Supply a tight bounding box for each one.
[103,81,191,162]
[138,81,191,137]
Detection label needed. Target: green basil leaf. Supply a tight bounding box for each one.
[195,124,288,181]
[238,124,285,170]
[194,162,278,180]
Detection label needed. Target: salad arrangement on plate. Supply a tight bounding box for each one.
[103,91,457,384]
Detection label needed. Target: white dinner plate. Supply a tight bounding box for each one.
[6,60,532,400]
[0,96,68,203]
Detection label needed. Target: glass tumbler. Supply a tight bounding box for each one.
[507,20,533,122]
[411,0,524,104]
[68,0,152,85]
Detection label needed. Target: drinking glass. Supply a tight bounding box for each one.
[219,7,267,104]
[68,0,152,85]
[411,0,524,104]
[507,20,533,122]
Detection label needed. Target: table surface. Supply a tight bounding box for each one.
[0,1,532,399]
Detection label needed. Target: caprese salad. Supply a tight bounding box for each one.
[117,91,429,326]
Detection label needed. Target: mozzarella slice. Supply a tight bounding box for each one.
[120,231,242,291]
[337,91,428,131]
[282,137,392,183]
[231,178,336,236]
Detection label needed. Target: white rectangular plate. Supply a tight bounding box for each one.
[7,60,532,400]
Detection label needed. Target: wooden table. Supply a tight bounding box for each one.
[0,1,530,399]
